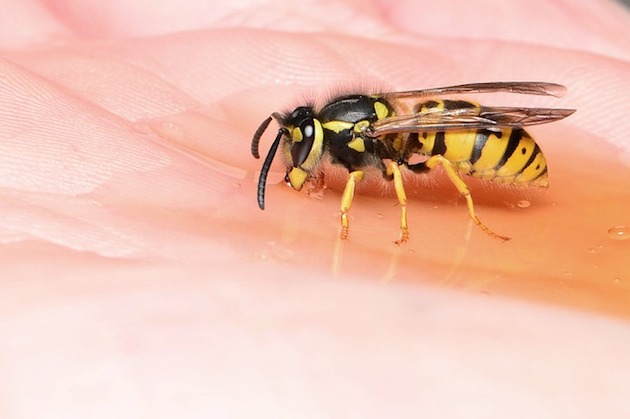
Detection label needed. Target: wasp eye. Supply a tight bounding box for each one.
[291,118,316,167]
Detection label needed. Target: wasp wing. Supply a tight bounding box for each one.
[383,81,568,100]
[368,106,576,137]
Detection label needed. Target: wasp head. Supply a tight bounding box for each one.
[281,107,324,192]
[251,106,324,210]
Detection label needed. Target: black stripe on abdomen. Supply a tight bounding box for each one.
[433,131,446,155]
[470,130,491,164]
[495,129,521,169]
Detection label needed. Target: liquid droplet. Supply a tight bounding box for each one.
[376,213,384,219]
[608,225,630,241]
[517,200,531,208]
[613,277,621,284]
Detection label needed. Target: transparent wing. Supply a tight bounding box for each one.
[367,106,576,137]
[383,81,568,100]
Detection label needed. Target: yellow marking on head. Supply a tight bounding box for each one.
[347,137,366,153]
[323,120,353,133]
[287,167,308,191]
[291,127,302,142]
[374,101,390,120]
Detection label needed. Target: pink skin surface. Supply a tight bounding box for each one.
[1,0,630,417]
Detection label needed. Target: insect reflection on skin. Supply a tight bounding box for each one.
[251,82,575,244]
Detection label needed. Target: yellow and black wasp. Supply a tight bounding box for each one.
[251,82,575,243]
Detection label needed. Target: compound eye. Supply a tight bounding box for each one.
[291,119,316,167]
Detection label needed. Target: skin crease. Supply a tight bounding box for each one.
[0,0,629,417]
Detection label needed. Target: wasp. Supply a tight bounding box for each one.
[251,82,575,243]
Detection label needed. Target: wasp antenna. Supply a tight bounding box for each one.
[251,116,273,159]
[257,128,285,210]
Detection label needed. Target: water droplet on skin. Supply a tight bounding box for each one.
[503,201,515,209]
[517,200,531,208]
[376,213,384,219]
[608,225,630,241]
[613,277,621,284]
[233,182,241,188]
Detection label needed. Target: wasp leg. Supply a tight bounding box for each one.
[386,161,409,244]
[340,170,364,240]
[410,156,510,241]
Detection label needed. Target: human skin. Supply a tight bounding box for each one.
[1,0,630,417]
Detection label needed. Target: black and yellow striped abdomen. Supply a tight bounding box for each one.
[412,100,549,187]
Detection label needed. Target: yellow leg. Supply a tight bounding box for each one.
[425,155,510,241]
[339,170,364,240]
[387,162,409,244]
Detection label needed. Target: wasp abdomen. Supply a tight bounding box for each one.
[411,99,549,187]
